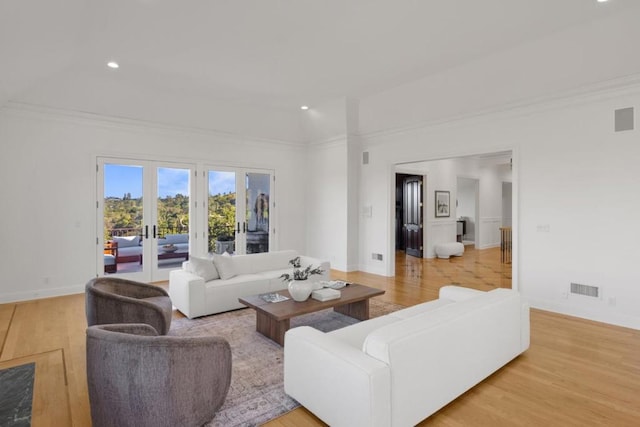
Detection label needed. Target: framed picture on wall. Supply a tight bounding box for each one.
[435,191,450,217]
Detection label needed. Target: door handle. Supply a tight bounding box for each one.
[237,222,241,233]
[145,225,149,239]
[243,222,246,233]
[153,225,157,239]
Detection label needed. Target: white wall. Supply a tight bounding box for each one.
[502,182,513,227]
[457,177,477,241]
[0,104,307,302]
[359,84,640,330]
[306,138,349,270]
[358,7,640,135]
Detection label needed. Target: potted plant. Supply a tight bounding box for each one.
[280,257,324,301]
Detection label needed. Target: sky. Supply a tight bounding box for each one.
[104,164,236,198]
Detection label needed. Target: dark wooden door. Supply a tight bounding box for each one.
[403,176,423,257]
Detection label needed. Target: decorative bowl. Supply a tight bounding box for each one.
[162,244,178,253]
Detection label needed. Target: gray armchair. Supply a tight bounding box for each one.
[86,324,232,427]
[85,277,172,335]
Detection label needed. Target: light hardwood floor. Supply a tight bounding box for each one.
[1,247,638,426]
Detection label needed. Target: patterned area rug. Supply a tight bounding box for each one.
[169,298,404,427]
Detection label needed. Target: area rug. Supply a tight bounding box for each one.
[0,362,36,427]
[169,299,404,427]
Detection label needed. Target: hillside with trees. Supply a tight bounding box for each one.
[104,192,236,250]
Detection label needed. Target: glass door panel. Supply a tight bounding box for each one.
[245,172,271,254]
[103,163,145,275]
[208,170,237,254]
[156,167,191,271]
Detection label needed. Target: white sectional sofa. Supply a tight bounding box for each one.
[169,250,330,318]
[284,285,530,427]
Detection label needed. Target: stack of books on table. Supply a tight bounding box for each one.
[311,288,341,302]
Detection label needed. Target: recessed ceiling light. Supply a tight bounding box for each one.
[107,61,119,69]
[597,0,608,3]
[300,105,309,110]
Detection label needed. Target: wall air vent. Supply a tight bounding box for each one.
[570,282,599,298]
[614,107,634,132]
[362,151,369,165]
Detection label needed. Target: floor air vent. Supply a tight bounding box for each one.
[570,282,599,298]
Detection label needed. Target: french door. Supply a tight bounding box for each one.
[97,157,195,281]
[204,167,274,255]
[403,175,423,258]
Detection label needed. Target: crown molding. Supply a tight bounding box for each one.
[361,73,640,145]
[1,101,306,149]
[308,133,348,149]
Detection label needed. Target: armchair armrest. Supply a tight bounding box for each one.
[169,269,207,319]
[284,326,391,427]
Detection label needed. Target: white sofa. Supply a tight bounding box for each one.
[169,249,330,318]
[284,285,530,427]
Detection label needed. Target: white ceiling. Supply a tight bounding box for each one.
[0,0,637,122]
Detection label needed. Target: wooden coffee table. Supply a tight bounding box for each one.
[238,283,385,346]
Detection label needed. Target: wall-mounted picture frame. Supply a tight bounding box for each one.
[435,190,450,217]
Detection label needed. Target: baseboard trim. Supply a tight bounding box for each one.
[527,296,640,331]
[0,284,85,304]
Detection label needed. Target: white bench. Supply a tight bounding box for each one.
[435,242,464,259]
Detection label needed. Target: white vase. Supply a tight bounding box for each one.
[288,280,313,302]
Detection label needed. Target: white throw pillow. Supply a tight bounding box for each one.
[113,235,140,248]
[187,256,220,281]
[212,254,236,280]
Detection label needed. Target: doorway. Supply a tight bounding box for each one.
[97,158,194,282]
[395,173,423,258]
[205,168,273,256]
[391,150,515,290]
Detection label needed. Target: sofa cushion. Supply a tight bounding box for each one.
[212,253,236,280]
[161,234,189,245]
[388,298,454,320]
[113,235,140,248]
[327,314,400,350]
[363,289,517,364]
[118,246,143,257]
[187,256,220,281]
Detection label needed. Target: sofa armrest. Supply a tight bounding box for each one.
[438,285,486,302]
[284,326,390,427]
[169,269,207,319]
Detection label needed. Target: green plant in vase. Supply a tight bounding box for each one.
[280,257,324,301]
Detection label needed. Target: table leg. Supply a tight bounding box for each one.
[255,311,290,346]
[334,299,370,320]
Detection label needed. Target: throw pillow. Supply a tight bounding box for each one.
[212,254,236,280]
[187,256,220,281]
[113,235,140,248]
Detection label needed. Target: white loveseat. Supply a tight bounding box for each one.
[284,285,530,427]
[169,250,329,318]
